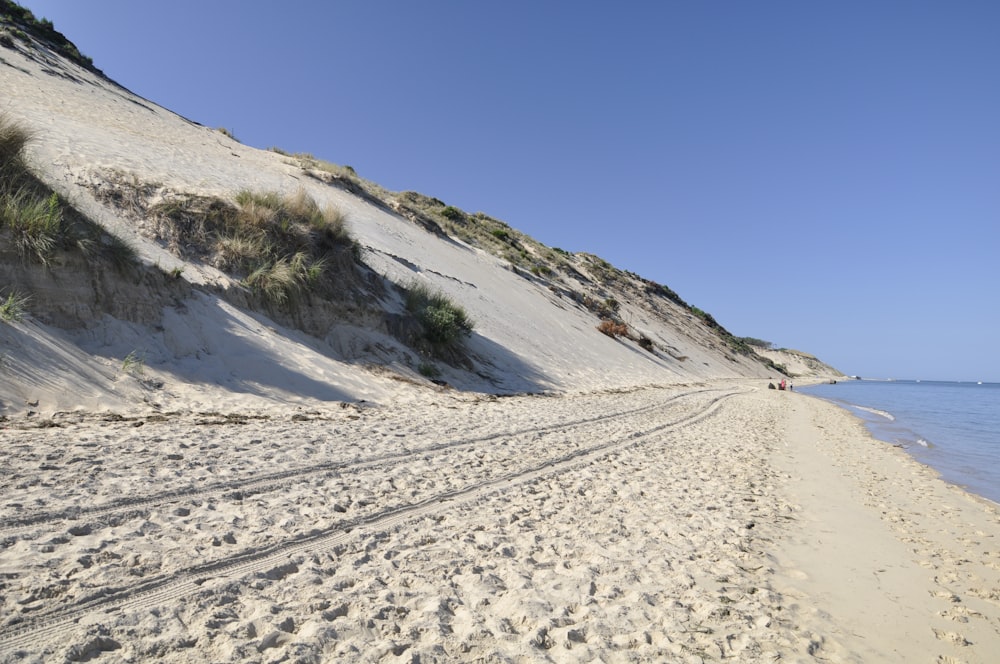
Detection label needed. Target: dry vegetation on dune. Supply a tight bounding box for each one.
[268,149,788,371]
[2,110,479,377]
[87,171,480,364]
[149,187,356,306]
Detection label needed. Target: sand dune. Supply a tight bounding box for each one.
[2,23,831,419]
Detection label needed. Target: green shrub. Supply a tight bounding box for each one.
[405,281,474,347]
[0,1,97,71]
[739,337,773,350]
[422,306,466,343]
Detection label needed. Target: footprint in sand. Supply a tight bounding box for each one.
[938,604,982,623]
[966,586,1000,603]
[932,628,971,646]
[64,629,121,662]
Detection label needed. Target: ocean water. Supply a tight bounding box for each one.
[798,380,1000,505]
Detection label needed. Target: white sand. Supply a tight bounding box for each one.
[1,386,998,662]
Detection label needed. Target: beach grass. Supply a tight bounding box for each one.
[148,187,354,305]
[0,290,30,322]
[1,113,137,271]
[1,189,61,264]
[119,350,145,378]
[0,112,33,185]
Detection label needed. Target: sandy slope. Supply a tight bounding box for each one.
[0,34,795,419]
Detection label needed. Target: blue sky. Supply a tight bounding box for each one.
[18,1,1000,381]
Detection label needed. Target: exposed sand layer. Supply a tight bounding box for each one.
[1,385,997,662]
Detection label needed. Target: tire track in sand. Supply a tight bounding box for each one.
[0,389,741,654]
[0,388,720,538]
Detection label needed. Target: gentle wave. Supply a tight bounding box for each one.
[853,405,895,421]
[800,380,1000,506]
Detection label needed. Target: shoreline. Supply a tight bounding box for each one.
[0,384,997,661]
[798,381,1000,507]
[769,389,1000,660]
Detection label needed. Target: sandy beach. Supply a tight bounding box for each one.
[1,384,998,662]
[2,21,999,663]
